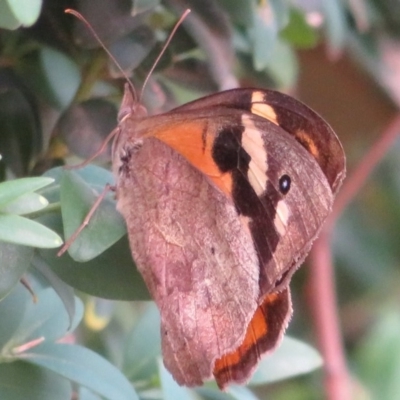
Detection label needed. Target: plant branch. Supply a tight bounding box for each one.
[329,113,400,226]
[309,112,400,400]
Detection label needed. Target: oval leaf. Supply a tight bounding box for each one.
[0,214,63,248]
[251,12,277,70]
[32,255,77,329]
[39,237,150,301]
[19,342,139,400]
[249,336,323,385]
[4,0,42,27]
[0,192,49,215]
[0,177,54,208]
[0,1,20,29]
[0,242,33,300]
[227,385,260,400]
[0,362,71,400]
[159,361,198,400]
[0,281,32,349]
[40,47,80,110]
[280,8,319,48]
[60,170,126,262]
[123,303,161,381]
[0,283,83,351]
[79,387,102,400]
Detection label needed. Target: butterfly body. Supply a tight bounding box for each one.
[112,86,345,388]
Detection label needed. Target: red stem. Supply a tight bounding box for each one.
[310,235,351,400]
[310,112,400,400]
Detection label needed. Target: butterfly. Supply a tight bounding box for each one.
[111,84,346,389]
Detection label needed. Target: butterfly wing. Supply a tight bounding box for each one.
[114,129,260,386]
[113,87,345,387]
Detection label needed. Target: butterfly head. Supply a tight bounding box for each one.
[117,83,148,123]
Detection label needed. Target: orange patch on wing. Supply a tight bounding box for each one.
[295,129,320,160]
[213,290,290,389]
[151,121,233,196]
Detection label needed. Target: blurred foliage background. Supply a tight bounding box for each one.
[0,0,400,399]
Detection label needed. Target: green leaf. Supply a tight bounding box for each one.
[280,8,319,48]
[0,242,33,300]
[218,0,254,27]
[269,0,290,29]
[249,0,290,70]
[60,170,126,262]
[44,165,115,188]
[32,255,76,329]
[196,385,259,400]
[249,336,323,385]
[0,87,42,176]
[0,177,54,208]
[321,0,347,56]
[0,0,42,30]
[123,303,161,381]
[56,99,118,162]
[0,283,83,354]
[40,237,150,301]
[0,281,31,350]
[227,386,260,400]
[0,362,71,400]
[264,38,298,88]
[136,0,160,8]
[19,342,139,400]
[251,12,277,70]
[41,165,114,211]
[40,47,80,109]
[0,192,49,215]
[108,28,156,75]
[7,0,41,26]
[0,214,63,248]
[0,2,20,30]
[355,309,400,400]
[79,387,102,400]
[159,361,198,400]
[333,206,393,288]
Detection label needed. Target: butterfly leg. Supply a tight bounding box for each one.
[57,183,116,256]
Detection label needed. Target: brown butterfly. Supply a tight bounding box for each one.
[58,7,345,390]
[111,84,345,388]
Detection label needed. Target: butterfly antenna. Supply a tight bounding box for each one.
[65,9,137,101]
[139,9,191,103]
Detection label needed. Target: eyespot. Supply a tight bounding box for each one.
[279,174,291,194]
